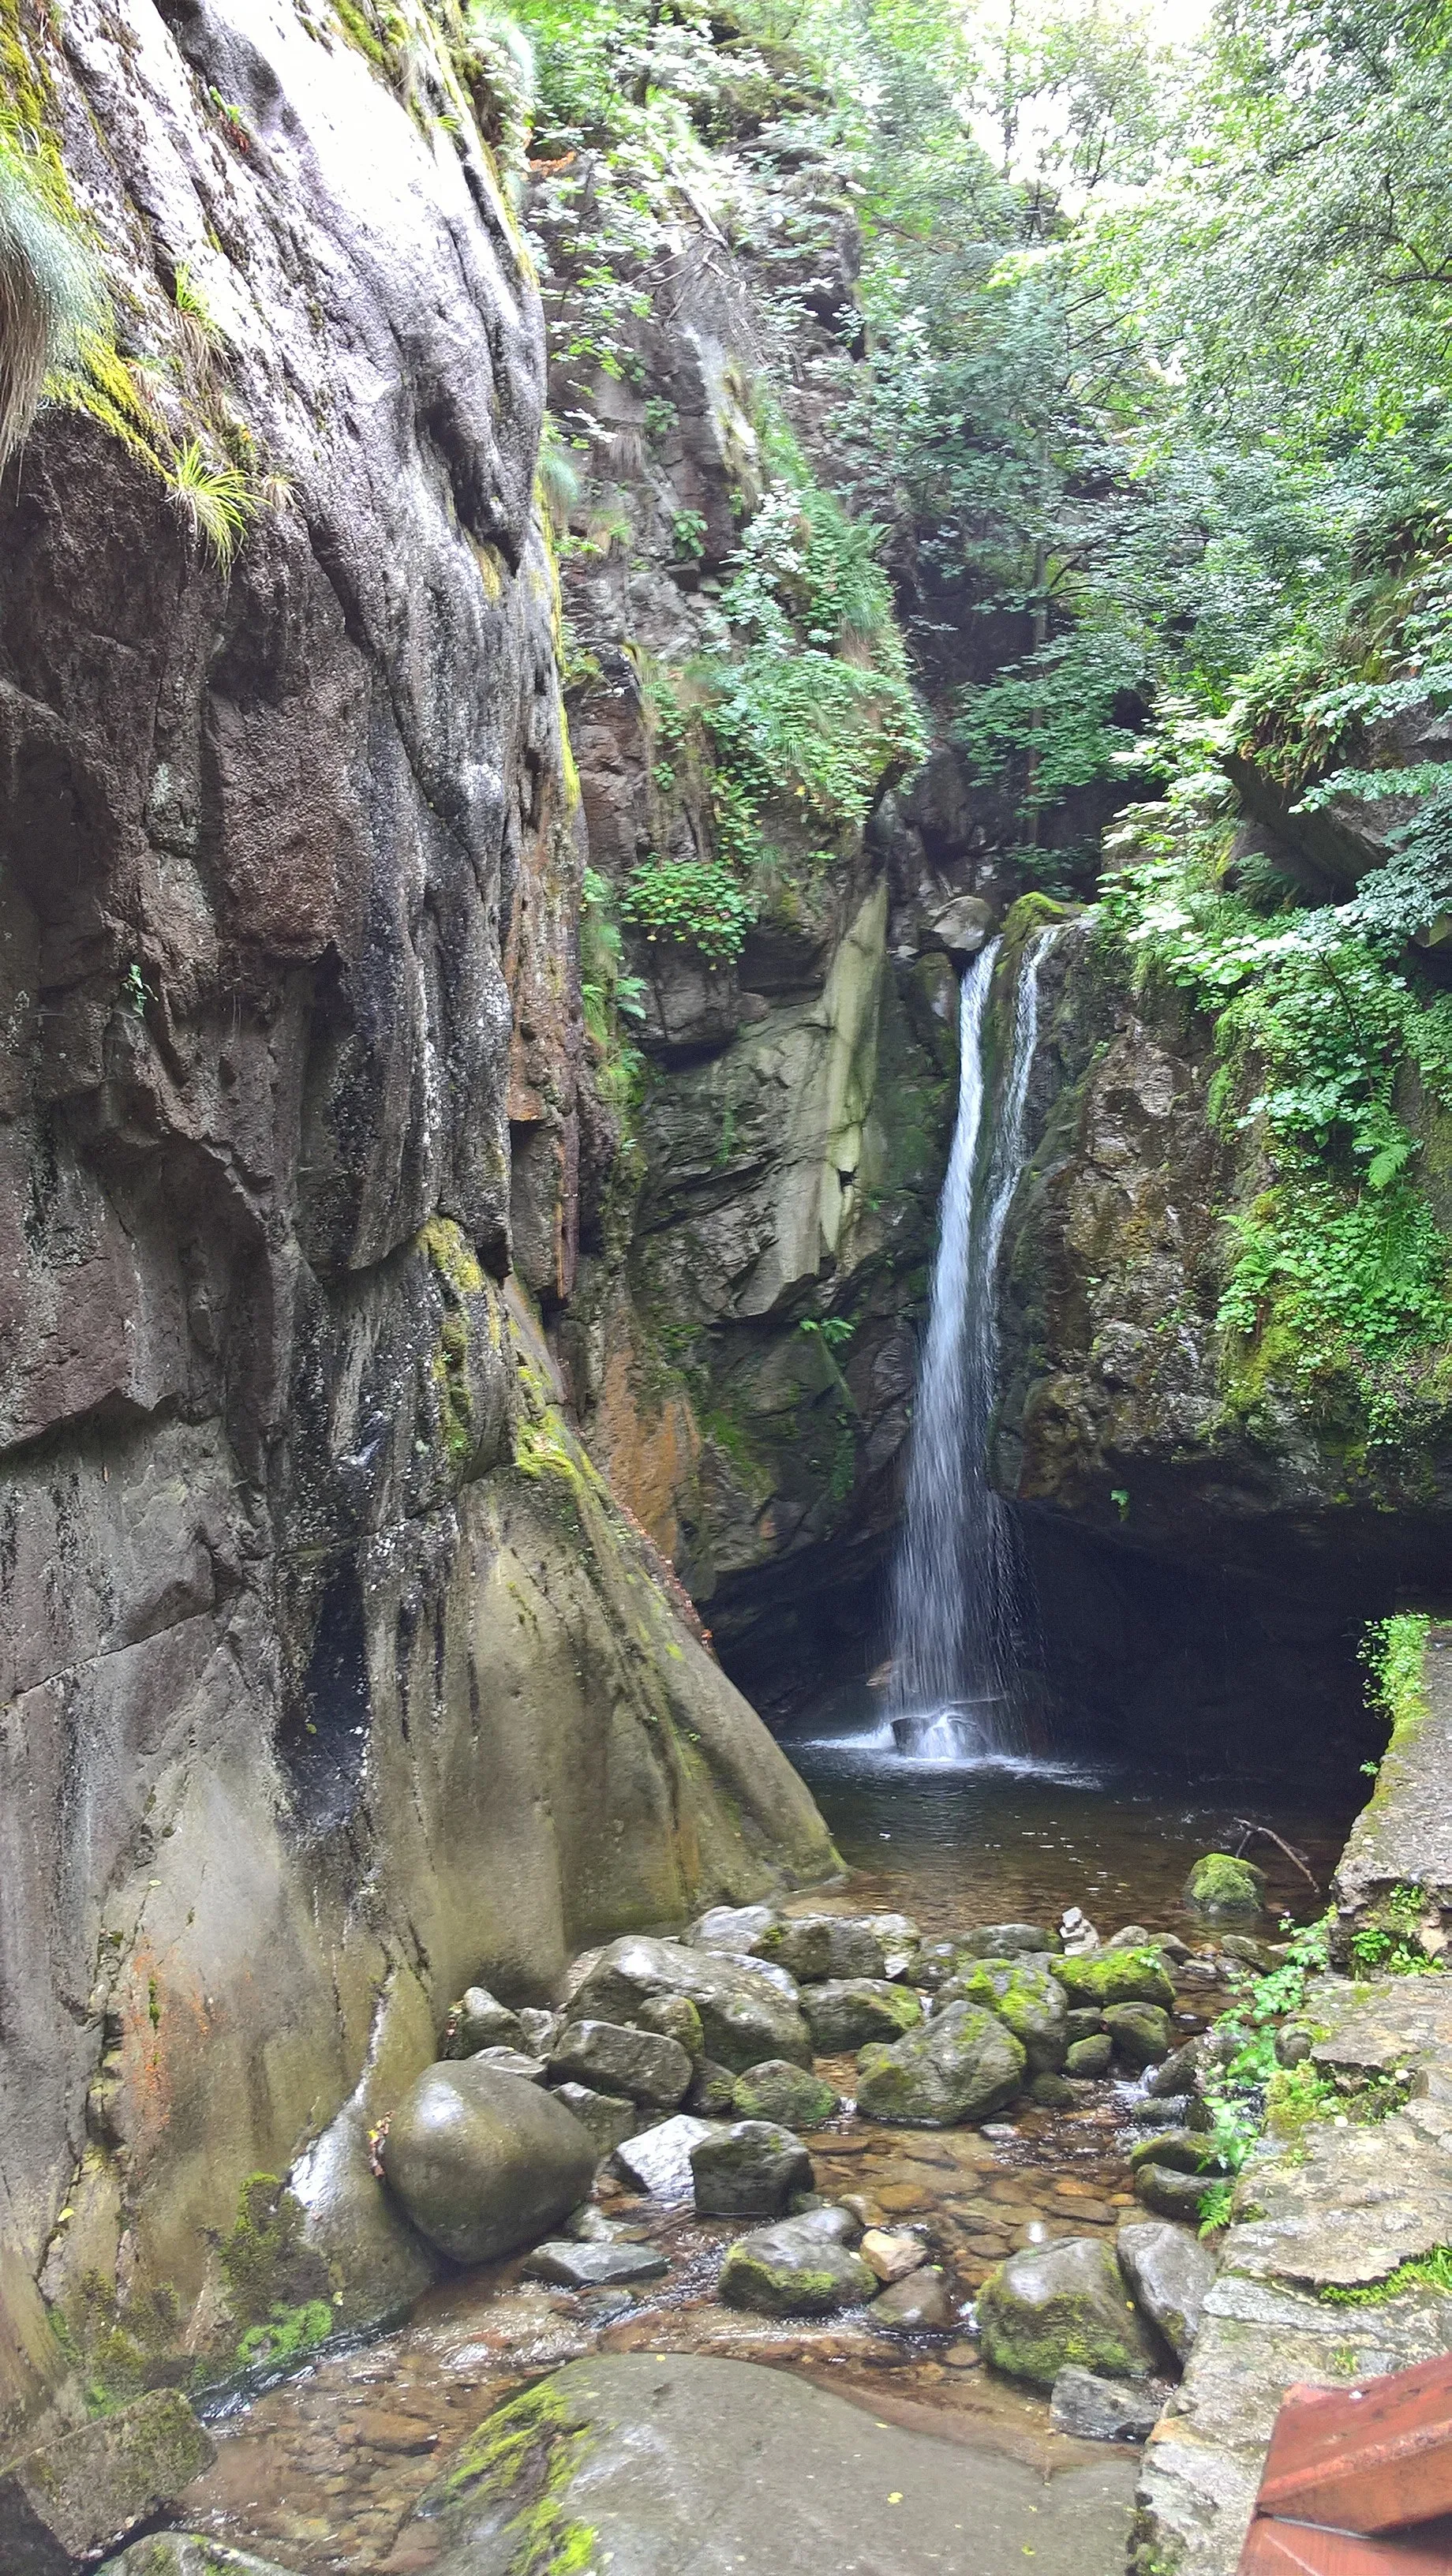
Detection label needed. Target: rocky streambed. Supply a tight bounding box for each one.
[93,1773,1354,2576]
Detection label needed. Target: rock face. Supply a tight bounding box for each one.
[380,2063,597,2265]
[0,2390,215,2572]
[0,0,837,2417]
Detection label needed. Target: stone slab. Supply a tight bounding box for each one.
[0,2388,215,2573]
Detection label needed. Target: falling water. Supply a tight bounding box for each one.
[885,925,1058,1762]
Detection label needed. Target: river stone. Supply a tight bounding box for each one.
[523,2240,669,2290]
[1134,2164,1213,2222]
[863,1912,921,1978]
[1105,2002,1173,2068]
[568,1936,812,2070]
[956,1923,1061,1958]
[517,2007,562,2055]
[548,2018,693,2109]
[1146,2042,1202,2097]
[803,1978,922,2050]
[107,2546,299,2576]
[731,2060,840,2128]
[915,1937,971,1990]
[1128,2129,1226,2177]
[1066,2008,1107,2040]
[1128,2094,1192,2125]
[445,1986,527,2056]
[856,2001,1026,2127]
[1065,2033,1113,2077]
[636,1993,705,2058]
[690,2121,814,2216]
[1116,2220,1216,2363]
[687,2060,739,2114]
[945,1957,1070,2072]
[1029,2071,1077,2107]
[1050,1948,1176,2010]
[549,2083,639,2159]
[873,2264,956,2331]
[1184,1853,1267,1919]
[469,2045,547,2083]
[791,2203,865,2245]
[405,2352,1141,2576]
[977,2237,1162,2387]
[860,2227,926,2283]
[0,2392,216,2571]
[719,2218,877,2316]
[1049,2368,1163,2443]
[382,2063,597,2263]
[689,1904,779,1954]
[765,1915,887,1982]
[612,2114,720,2203]
[1103,1926,1154,1952]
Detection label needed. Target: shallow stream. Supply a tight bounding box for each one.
[175,1728,1361,2573]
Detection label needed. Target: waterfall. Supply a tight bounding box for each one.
[885,924,1057,1762]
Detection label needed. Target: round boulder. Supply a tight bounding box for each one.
[855,2001,1025,2128]
[976,2237,1163,2387]
[803,1979,922,2052]
[944,1957,1068,2072]
[690,2121,814,2217]
[1065,2034,1113,2078]
[1104,2002,1173,2069]
[548,2019,692,2110]
[1183,1853,1266,1919]
[719,2217,876,2316]
[381,2062,597,2263]
[731,2061,840,2129]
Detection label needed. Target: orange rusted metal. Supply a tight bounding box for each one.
[1239,2522,1452,2573]
[1256,2359,1452,2536]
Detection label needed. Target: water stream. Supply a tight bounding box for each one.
[886,928,1057,1762]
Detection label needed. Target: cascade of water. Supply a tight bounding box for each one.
[885,923,1059,1762]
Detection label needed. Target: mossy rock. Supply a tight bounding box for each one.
[944,1958,1069,2072]
[719,2218,877,2316]
[731,2061,840,2128]
[802,1979,922,2051]
[1128,2129,1226,2178]
[1183,1853,1266,1919]
[1050,1948,1176,2011]
[1104,2002,1173,2069]
[1065,2033,1113,2078]
[855,2001,1025,2128]
[977,2237,1162,2388]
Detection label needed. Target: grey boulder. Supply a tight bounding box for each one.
[1049,2368,1163,2443]
[690,2120,813,2217]
[871,2266,956,2331]
[569,1936,812,2071]
[856,2001,1025,2127]
[1116,2220,1217,2364]
[613,2114,720,2203]
[381,2061,596,2263]
[444,1986,526,2056]
[0,2393,216,2573]
[956,1923,1060,1958]
[523,2240,668,2290]
[549,2083,639,2159]
[719,2217,877,2316]
[1104,2002,1173,2067]
[469,2046,546,2083]
[548,2018,693,2109]
[803,1979,922,2050]
[731,2060,840,2129]
[977,2237,1163,2387]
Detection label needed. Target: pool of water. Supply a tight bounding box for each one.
[171,1714,1366,2572]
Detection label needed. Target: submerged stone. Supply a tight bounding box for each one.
[856,2001,1026,2127]
[381,2062,597,2263]
[977,2237,1162,2387]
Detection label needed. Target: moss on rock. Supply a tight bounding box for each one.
[1183,1854,1266,1919]
[1050,1948,1176,2010]
[977,2237,1162,2388]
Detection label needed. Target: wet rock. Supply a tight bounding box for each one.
[1274,2020,1316,2068]
[690,2121,814,2217]
[957,1923,1061,1958]
[549,2083,639,2160]
[1049,2367,1163,2443]
[1146,2042,1203,2098]
[863,1912,921,1979]
[613,2113,720,2203]
[687,2060,739,2115]
[977,2237,1162,2387]
[1219,1933,1269,1964]
[1029,2071,1078,2107]
[1117,2220,1216,2364]
[518,2008,562,2055]
[792,2203,865,2246]
[470,2045,547,2083]
[690,1904,780,1954]
[1128,2131,1226,2177]
[1104,2002,1173,2068]
[444,1986,527,2057]
[548,2018,693,2108]
[732,2060,840,2129]
[767,1915,887,1982]
[857,2001,1026,2127]
[0,2392,215,2573]
[915,1937,970,1990]
[1133,2165,1212,2222]
[636,1993,705,2058]
[1065,2009,1107,2041]
[1065,2034,1113,2077]
[1127,2093,1192,2125]
[1059,1908,1101,1955]
[1103,1926,1155,1952]
[523,2240,669,2290]
[1183,1854,1266,1919]
[1158,1935,1193,1963]
[381,2062,597,2262]
[1050,1949,1175,2011]
[873,2265,956,2331]
[720,2218,877,2316]
[860,2228,926,2283]
[945,1957,1069,2072]
[570,1937,812,2070]
[107,2545,298,2576]
[803,1978,922,2050]
[929,893,995,960]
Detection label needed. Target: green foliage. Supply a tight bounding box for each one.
[1349,1881,1439,1979]
[235,2300,334,2370]
[1322,2245,1452,2308]
[1361,1612,1433,1736]
[1196,2179,1235,2237]
[670,506,707,561]
[620,853,758,962]
[0,129,98,462]
[167,436,255,565]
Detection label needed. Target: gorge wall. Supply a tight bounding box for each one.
[0,0,836,2440]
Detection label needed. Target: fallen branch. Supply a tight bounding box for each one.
[1232,1818,1322,1896]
